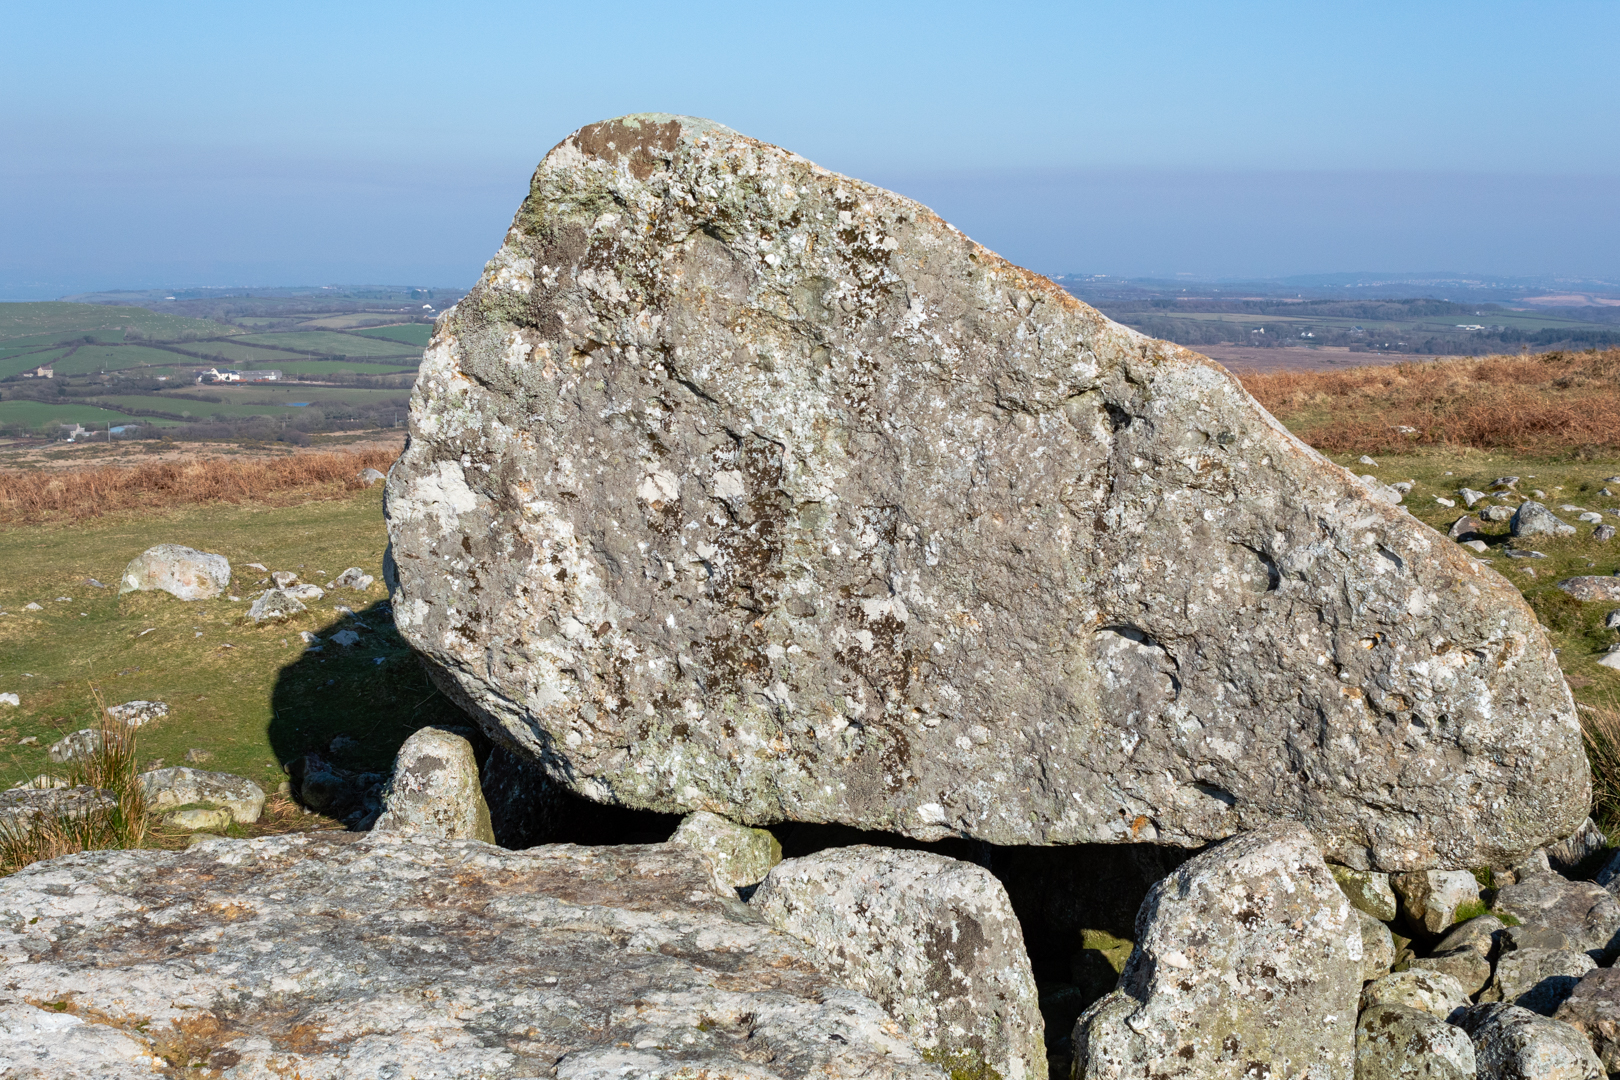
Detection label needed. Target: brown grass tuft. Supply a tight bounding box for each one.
[1236,348,1620,455]
[1582,700,1620,841]
[0,447,397,524]
[0,690,150,875]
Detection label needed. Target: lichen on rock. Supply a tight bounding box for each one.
[386,112,1587,870]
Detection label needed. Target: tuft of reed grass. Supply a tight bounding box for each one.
[1581,699,1620,842]
[1236,348,1620,456]
[0,689,150,875]
[0,447,397,525]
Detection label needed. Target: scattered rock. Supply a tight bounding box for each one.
[15,736,35,746]
[47,728,101,765]
[1492,476,1521,488]
[357,467,386,486]
[1512,501,1578,539]
[372,727,495,843]
[9,776,67,791]
[1448,514,1484,539]
[1479,504,1516,523]
[385,118,1587,866]
[1597,525,1618,541]
[1462,540,1490,553]
[1459,1002,1604,1079]
[332,566,375,590]
[21,602,41,611]
[1356,1003,1476,1080]
[0,785,116,834]
[183,748,214,764]
[1435,496,1456,508]
[1363,474,1405,503]
[329,629,361,647]
[0,693,16,708]
[1504,548,1547,558]
[164,807,232,831]
[1459,488,1487,508]
[1411,947,1494,998]
[1393,869,1481,934]
[1492,875,1620,963]
[104,700,168,727]
[670,811,782,888]
[0,834,938,1079]
[1333,864,1399,920]
[1361,969,1471,1020]
[1598,648,1620,671]
[283,583,325,602]
[1071,824,1357,1079]
[288,752,380,824]
[1608,610,1620,630]
[139,767,266,824]
[248,589,306,622]
[271,571,299,588]
[1360,455,1380,466]
[118,544,230,600]
[1548,818,1608,876]
[754,845,1043,1080]
[1359,909,1396,981]
[1580,512,1605,524]
[1393,480,1416,495]
[1484,948,1595,1015]
[1559,577,1620,603]
[1554,967,1620,1073]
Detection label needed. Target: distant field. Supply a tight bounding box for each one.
[0,400,158,431]
[0,303,238,346]
[48,344,196,376]
[246,359,418,376]
[181,341,310,365]
[237,331,419,357]
[0,347,75,380]
[353,324,432,347]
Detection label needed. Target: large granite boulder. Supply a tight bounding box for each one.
[752,845,1044,1080]
[1355,1003,1476,1080]
[1459,1003,1604,1079]
[1492,875,1620,963]
[1554,967,1620,1072]
[384,112,1586,869]
[117,544,229,600]
[1071,824,1359,1079]
[0,834,942,1079]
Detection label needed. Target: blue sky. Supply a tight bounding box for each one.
[4,1,1618,293]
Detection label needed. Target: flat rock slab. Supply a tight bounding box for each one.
[1558,577,1620,603]
[385,112,1585,869]
[0,834,940,1079]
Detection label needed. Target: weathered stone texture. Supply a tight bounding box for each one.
[0,834,942,1079]
[117,544,229,601]
[371,726,495,842]
[669,810,782,887]
[385,112,1585,868]
[1071,824,1359,1080]
[752,845,1043,1080]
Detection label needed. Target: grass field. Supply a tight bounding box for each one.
[236,331,420,357]
[353,324,433,347]
[47,344,197,377]
[0,347,74,380]
[0,303,239,347]
[0,400,154,429]
[0,488,467,802]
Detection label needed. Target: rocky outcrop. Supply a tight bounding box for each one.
[117,544,230,601]
[1360,970,1470,1021]
[1355,1004,1476,1080]
[1492,874,1620,963]
[0,834,943,1079]
[1512,502,1577,539]
[371,727,495,842]
[139,767,266,824]
[752,845,1043,1080]
[670,810,782,888]
[0,786,115,834]
[1459,1003,1604,1079]
[385,112,1585,870]
[1555,967,1620,1072]
[1072,824,1358,1079]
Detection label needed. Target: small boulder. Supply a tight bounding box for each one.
[1512,502,1578,539]
[1393,869,1481,934]
[1070,824,1358,1080]
[331,566,375,591]
[1462,539,1490,553]
[0,785,116,833]
[183,748,214,764]
[752,845,1044,1080]
[372,727,494,843]
[1333,864,1399,920]
[248,589,305,622]
[283,583,325,602]
[1596,525,1617,541]
[271,571,299,588]
[1484,948,1596,1015]
[1459,488,1487,508]
[1554,967,1620,1073]
[117,544,230,601]
[1548,818,1608,877]
[358,468,386,486]
[1431,913,1506,960]
[47,728,101,765]
[103,700,168,727]
[164,807,233,831]
[1356,1003,1476,1080]
[139,767,266,824]
[1598,648,1620,671]
[1606,610,1620,630]
[1360,969,1471,1021]
[1558,577,1620,603]
[0,693,17,708]
[1359,909,1396,982]
[669,811,782,888]
[1479,504,1516,523]
[1448,515,1484,539]
[1459,1002,1603,1079]
[329,629,361,647]
[1493,876,1620,964]
[1411,947,1493,998]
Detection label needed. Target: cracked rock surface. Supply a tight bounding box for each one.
[386,112,1585,869]
[0,833,940,1079]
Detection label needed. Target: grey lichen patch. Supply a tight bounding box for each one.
[387,113,1588,870]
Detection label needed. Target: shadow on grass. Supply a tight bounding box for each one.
[266,597,679,844]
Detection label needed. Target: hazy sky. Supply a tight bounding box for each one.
[4,1,1618,294]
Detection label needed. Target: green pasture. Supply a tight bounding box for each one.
[49,344,198,376]
[0,303,237,345]
[0,489,466,795]
[0,400,145,431]
[267,360,419,376]
[183,341,308,365]
[353,324,432,347]
[237,331,419,358]
[0,347,75,381]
